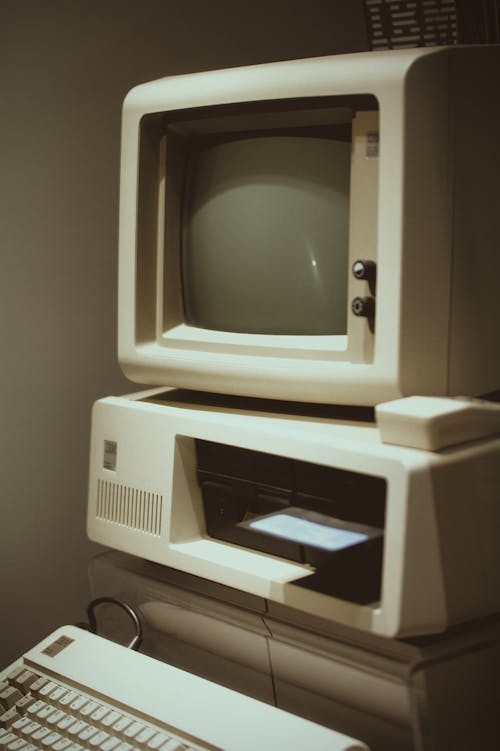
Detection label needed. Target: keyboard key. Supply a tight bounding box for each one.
[11,718,32,733]
[100,712,120,729]
[32,727,52,742]
[87,731,110,747]
[6,739,27,751]
[37,704,58,722]
[15,696,35,715]
[39,684,59,699]
[42,732,64,747]
[6,669,24,684]
[29,678,49,697]
[59,693,78,709]
[147,734,169,750]
[114,742,133,751]
[123,722,145,740]
[68,698,88,716]
[56,715,77,733]
[0,733,17,748]
[111,717,132,735]
[67,721,88,737]
[0,709,20,730]
[20,721,42,736]
[99,737,120,751]
[89,704,111,727]
[79,702,100,718]
[78,726,99,742]
[48,688,68,706]
[89,707,110,725]
[46,711,66,727]
[12,673,39,695]
[0,689,23,711]
[27,700,48,717]
[158,742,187,751]
[134,728,156,746]
[52,740,73,751]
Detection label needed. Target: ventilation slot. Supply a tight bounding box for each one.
[96,479,163,536]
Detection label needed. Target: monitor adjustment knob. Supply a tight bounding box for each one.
[352,259,377,282]
[351,296,375,318]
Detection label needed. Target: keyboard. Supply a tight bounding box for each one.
[0,627,368,751]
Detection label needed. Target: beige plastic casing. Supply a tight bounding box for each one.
[118,45,500,405]
[8,626,368,751]
[86,390,500,638]
[377,395,500,450]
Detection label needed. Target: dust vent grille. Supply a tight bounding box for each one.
[96,479,163,536]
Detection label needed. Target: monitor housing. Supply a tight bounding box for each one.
[118,45,500,406]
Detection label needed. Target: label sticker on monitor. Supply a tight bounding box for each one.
[248,513,369,552]
[366,131,379,158]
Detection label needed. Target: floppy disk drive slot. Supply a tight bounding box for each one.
[195,440,385,604]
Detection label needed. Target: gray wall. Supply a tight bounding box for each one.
[0,0,367,666]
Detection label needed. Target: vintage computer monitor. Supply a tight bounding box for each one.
[118,45,500,405]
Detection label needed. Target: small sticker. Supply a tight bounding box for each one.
[103,440,117,471]
[42,635,74,658]
[366,131,379,157]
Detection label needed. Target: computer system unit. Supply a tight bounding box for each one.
[86,389,500,639]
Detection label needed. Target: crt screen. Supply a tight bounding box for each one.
[181,135,351,336]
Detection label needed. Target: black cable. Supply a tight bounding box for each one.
[76,596,143,651]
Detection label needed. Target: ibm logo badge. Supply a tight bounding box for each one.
[103,440,117,471]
